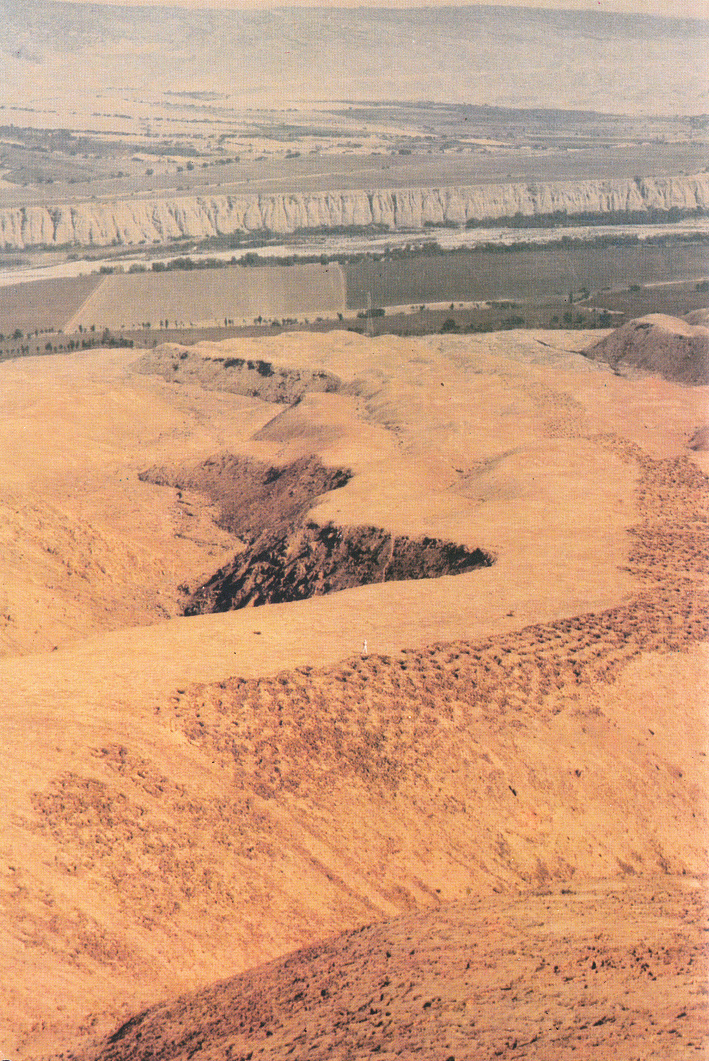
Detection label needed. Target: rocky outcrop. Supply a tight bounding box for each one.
[2,174,708,249]
[184,521,495,613]
[132,345,342,403]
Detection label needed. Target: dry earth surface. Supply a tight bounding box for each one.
[0,326,706,1059]
[585,313,709,385]
[53,881,708,1061]
[64,265,347,333]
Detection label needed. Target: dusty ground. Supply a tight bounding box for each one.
[52,880,708,1061]
[585,313,709,385]
[0,328,706,1058]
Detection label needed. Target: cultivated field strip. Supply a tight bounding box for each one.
[63,277,111,334]
[0,275,102,335]
[345,242,709,310]
[67,263,346,332]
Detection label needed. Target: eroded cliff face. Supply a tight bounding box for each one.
[2,175,708,249]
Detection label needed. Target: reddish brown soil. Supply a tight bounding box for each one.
[0,331,706,1060]
[139,454,352,542]
[53,882,708,1061]
[21,438,708,1057]
[138,454,494,612]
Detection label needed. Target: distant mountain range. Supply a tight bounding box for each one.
[1,1,707,115]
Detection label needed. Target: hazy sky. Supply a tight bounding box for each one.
[48,0,709,16]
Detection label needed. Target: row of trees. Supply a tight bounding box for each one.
[438,308,613,334]
[0,328,134,360]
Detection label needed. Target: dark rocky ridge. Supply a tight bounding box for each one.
[133,346,342,404]
[184,522,494,614]
[140,454,494,613]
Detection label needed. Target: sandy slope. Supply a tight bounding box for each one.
[0,330,706,1058]
[0,347,276,656]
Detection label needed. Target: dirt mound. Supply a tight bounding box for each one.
[251,393,356,451]
[53,881,707,1061]
[684,308,709,327]
[132,345,342,403]
[584,314,709,384]
[184,523,494,613]
[139,454,351,542]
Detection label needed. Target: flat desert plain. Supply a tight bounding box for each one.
[0,327,707,1059]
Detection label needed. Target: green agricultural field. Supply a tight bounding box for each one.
[1,238,706,357]
[66,262,347,332]
[344,241,709,310]
[586,280,709,320]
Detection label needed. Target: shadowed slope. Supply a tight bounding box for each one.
[184,522,494,613]
[139,453,352,542]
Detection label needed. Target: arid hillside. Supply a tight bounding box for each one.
[54,880,708,1061]
[0,327,706,1059]
[584,313,709,384]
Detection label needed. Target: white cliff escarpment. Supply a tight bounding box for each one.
[1,175,708,250]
